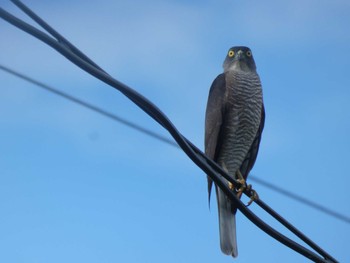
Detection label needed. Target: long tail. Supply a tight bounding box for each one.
[216,187,238,257]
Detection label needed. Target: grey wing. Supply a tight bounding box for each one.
[205,73,226,202]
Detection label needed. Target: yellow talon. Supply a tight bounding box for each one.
[246,184,259,206]
[235,170,246,198]
[228,181,234,190]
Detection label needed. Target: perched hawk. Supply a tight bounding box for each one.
[205,46,265,257]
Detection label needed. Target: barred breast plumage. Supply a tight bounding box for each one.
[217,71,263,177]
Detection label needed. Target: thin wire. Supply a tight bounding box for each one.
[0,2,339,262]
[1,63,349,226]
[250,176,350,224]
[0,65,178,148]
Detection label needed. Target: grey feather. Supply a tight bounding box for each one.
[217,186,238,257]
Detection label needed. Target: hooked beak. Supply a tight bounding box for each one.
[236,49,244,60]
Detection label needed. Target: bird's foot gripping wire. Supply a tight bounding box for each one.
[228,170,259,206]
[235,170,246,199]
[245,184,259,207]
[227,170,246,198]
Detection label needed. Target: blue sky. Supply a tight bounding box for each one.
[1,1,350,262]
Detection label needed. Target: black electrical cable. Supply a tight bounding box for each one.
[0,1,241,189]
[9,0,106,74]
[0,3,338,263]
[1,63,349,226]
[0,4,334,263]
[0,2,339,262]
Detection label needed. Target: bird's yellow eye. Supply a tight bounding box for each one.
[228,50,235,57]
[246,50,252,57]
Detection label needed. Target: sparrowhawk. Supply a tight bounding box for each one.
[205,46,265,257]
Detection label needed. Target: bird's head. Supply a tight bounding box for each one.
[223,46,257,73]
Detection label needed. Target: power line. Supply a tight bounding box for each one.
[1,64,349,225]
[0,2,339,262]
[0,65,178,148]
[249,176,350,224]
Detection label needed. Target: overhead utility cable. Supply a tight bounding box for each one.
[1,64,349,225]
[0,2,339,262]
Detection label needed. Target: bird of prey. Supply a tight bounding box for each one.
[205,46,265,257]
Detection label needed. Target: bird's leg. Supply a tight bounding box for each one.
[220,162,237,192]
[246,184,259,206]
[235,170,246,198]
[220,163,251,203]
[220,162,235,190]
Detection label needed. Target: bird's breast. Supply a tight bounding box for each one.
[217,71,263,176]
